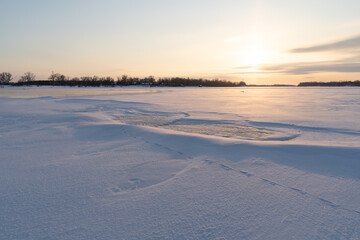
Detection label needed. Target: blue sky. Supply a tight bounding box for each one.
[1,0,360,84]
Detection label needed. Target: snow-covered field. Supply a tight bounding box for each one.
[1,86,360,239]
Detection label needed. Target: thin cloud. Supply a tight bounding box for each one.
[290,35,360,53]
[283,63,360,74]
[234,58,360,75]
[233,36,360,75]
[231,71,279,75]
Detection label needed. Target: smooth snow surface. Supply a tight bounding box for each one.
[1,87,360,239]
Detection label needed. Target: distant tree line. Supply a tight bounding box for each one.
[298,81,360,87]
[1,72,246,87]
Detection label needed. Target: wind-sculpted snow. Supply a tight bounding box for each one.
[1,87,360,239]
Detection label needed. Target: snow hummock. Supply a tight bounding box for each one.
[1,87,360,239]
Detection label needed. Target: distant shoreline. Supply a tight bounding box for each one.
[298,81,360,87]
[2,80,360,88]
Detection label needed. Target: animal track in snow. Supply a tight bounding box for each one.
[110,160,188,194]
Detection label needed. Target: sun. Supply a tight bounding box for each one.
[244,47,265,67]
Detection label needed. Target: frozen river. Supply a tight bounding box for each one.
[1,86,360,239]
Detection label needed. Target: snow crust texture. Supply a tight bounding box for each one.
[1,87,360,239]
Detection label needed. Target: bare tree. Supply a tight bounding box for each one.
[0,72,12,84]
[49,73,67,81]
[48,72,58,81]
[19,72,36,82]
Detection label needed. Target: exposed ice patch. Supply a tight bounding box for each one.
[162,122,270,139]
[117,113,182,127]
[115,113,299,141]
[248,120,360,136]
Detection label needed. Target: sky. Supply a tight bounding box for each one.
[1,0,360,84]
